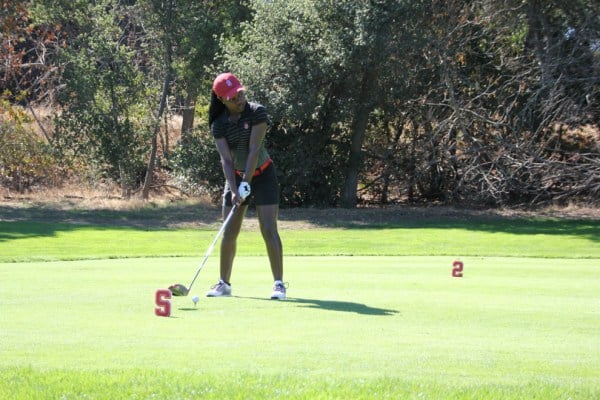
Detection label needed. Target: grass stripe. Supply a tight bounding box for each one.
[1,217,598,262]
[1,367,596,400]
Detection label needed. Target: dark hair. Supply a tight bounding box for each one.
[208,91,226,127]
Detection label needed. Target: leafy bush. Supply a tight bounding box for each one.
[168,129,223,201]
[0,100,59,192]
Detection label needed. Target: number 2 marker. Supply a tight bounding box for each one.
[452,260,464,277]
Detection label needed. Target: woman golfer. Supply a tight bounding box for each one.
[206,72,286,300]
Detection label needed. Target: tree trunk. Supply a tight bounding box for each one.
[141,0,173,200]
[119,163,131,199]
[142,69,170,200]
[181,90,196,139]
[340,107,370,208]
[526,0,552,84]
[340,62,379,208]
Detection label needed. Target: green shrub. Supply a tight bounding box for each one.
[168,129,223,201]
[0,99,59,193]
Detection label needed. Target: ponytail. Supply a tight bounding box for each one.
[208,91,226,127]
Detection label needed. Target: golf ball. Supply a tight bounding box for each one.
[192,295,199,305]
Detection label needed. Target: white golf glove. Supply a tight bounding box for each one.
[238,181,251,200]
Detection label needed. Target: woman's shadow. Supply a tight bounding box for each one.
[238,296,399,316]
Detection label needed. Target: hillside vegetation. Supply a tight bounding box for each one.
[1,1,599,208]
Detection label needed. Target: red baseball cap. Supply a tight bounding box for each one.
[212,72,245,100]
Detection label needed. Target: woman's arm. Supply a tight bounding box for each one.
[215,137,241,204]
[243,121,268,184]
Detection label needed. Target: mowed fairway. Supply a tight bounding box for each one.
[0,206,598,399]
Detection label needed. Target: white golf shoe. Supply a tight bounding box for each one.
[206,280,232,297]
[270,281,288,300]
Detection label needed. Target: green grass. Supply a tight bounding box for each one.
[1,256,599,399]
[0,208,599,399]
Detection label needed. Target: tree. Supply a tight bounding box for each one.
[169,0,251,139]
[4,0,597,206]
[140,0,175,200]
[40,0,158,197]
[23,0,253,199]
[391,0,600,205]
[219,0,429,207]
[158,0,254,200]
[0,0,63,139]
[0,97,58,193]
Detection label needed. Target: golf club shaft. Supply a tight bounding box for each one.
[186,204,238,292]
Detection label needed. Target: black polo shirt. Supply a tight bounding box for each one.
[211,102,271,171]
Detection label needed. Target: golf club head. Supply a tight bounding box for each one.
[168,283,189,296]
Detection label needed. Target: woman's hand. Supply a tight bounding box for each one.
[238,182,251,200]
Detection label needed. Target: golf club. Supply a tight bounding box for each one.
[169,204,238,296]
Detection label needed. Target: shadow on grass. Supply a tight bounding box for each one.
[237,296,399,316]
[0,202,222,243]
[0,202,221,227]
[276,207,600,244]
[288,297,399,316]
[0,202,598,243]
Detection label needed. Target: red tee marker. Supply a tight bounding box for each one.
[452,260,464,277]
[154,289,172,317]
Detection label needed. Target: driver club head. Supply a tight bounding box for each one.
[168,283,189,296]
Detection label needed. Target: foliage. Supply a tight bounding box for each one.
[160,0,251,106]
[219,0,424,206]
[160,0,255,197]
[0,1,63,104]
[42,0,157,196]
[217,0,598,207]
[407,1,600,206]
[1,0,598,206]
[168,129,223,200]
[0,98,59,192]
